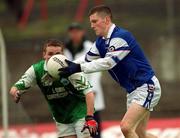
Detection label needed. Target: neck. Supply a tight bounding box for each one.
[103,23,113,38]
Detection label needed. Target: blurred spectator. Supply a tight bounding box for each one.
[64,22,105,138]
[5,0,23,21]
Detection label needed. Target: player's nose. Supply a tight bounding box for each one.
[91,23,95,28]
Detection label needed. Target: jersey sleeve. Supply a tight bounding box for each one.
[105,37,130,63]
[68,73,93,95]
[81,37,130,73]
[74,55,86,64]
[85,42,101,62]
[74,42,101,64]
[14,66,36,91]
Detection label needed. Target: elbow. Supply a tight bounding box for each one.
[86,91,94,96]
[106,60,116,69]
[85,91,95,99]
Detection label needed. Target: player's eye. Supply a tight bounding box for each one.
[55,52,61,55]
[92,20,97,23]
[48,52,53,56]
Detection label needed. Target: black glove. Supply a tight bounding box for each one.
[58,59,81,77]
[81,115,98,137]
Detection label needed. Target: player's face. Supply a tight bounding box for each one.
[43,46,63,62]
[89,13,107,37]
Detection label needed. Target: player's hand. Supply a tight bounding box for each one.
[9,87,21,103]
[81,115,98,137]
[58,59,81,77]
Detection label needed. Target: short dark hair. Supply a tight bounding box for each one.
[43,39,64,52]
[88,5,112,20]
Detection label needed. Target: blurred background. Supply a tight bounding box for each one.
[0,0,180,138]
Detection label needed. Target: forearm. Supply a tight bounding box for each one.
[82,89,98,137]
[85,92,95,116]
[81,57,116,73]
[14,66,36,90]
[10,66,36,102]
[74,55,86,64]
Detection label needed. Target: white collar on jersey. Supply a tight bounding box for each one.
[103,23,116,39]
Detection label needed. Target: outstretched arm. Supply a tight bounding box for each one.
[59,37,130,77]
[9,66,36,103]
[81,37,130,73]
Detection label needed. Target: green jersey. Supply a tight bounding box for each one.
[14,60,93,123]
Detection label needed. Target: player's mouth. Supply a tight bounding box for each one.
[94,29,98,33]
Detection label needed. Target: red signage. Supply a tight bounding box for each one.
[0,118,180,138]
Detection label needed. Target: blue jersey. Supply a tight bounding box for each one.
[81,24,154,93]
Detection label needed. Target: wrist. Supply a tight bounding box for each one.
[77,64,81,72]
[85,115,94,121]
[80,63,85,72]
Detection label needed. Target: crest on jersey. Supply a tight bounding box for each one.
[41,73,53,86]
[108,46,115,52]
[147,84,155,93]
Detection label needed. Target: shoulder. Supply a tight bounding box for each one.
[113,27,130,37]
[112,26,135,42]
[33,60,45,67]
[32,60,45,71]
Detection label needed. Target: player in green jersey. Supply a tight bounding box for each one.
[10,39,98,138]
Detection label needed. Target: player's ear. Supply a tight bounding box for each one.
[42,45,47,59]
[43,51,46,59]
[105,16,110,24]
[60,47,64,54]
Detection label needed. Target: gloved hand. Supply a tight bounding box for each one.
[58,59,81,77]
[81,115,98,137]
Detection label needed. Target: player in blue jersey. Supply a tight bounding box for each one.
[59,5,161,138]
